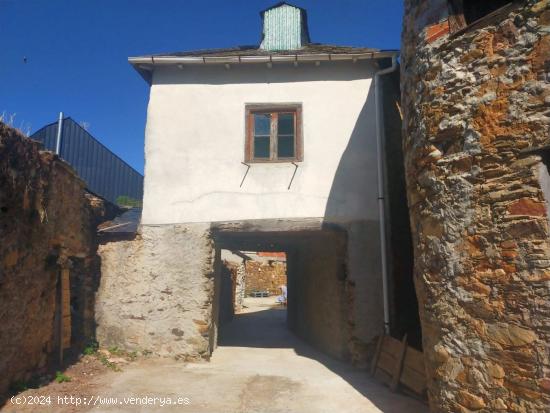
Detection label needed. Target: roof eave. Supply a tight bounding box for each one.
[128,50,399,78]
[129,56,154,84]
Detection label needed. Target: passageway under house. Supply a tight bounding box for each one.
[211,227,351,359]
[194,226,429,412]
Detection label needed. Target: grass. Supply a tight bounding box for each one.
[108,346,124,356]
[115,195,142,208]
[96,352,121,372]
[83,340,98,355]
[0,111,31,136]
[81,341,139,371]
[55,371,71,383]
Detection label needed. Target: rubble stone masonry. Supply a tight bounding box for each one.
[244,260,287,296]
[402,1,550,411]
[95,224,216,360]
[0,123,101,395]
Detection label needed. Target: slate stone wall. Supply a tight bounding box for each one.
[402,1,550,411]
[0,123,100,395]
[244,260,287,296]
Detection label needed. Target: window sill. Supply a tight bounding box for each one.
[244,159,302,164]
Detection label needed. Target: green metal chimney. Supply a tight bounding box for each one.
[259,2,310,51]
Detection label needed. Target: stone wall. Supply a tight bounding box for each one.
[402,1,550,411]
[234,262,246,312]
[95,223,216,360]
[221,259,246,313]
[244,260,287,296]
[0,123,101,395]
[286,230,350,360]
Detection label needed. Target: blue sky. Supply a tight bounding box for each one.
[0,0,403,174]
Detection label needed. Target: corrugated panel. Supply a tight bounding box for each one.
[260,4,303,51]
[31,118,143,204]
[31,120,58,152]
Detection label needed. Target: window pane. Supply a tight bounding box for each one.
[254,113,271,135]
[278,135,295,158]
[278,113,294,135]
[254,136,270,159]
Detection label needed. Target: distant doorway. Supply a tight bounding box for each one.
[211,228,349,360]
[218,250,288,328]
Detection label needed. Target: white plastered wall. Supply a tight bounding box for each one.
[141,60,383,346]
[141,61,378,225]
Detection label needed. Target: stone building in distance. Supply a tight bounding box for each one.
[402,0,550,411]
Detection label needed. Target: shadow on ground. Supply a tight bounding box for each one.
[218,307,427,412]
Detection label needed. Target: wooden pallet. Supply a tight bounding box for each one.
[400,345,427,397]
[370,333,427,398]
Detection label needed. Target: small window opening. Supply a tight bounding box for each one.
[246,104,302,163]
[463,0,511,25]
[448,0,514,32]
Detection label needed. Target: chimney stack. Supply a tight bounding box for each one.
[259,2,310,51]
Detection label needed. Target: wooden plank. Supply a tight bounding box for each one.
[450,2,517,38]
[374,367,392,386]
[370,332,426,397]
[382,335,403,355]
[295,105,303,161]
[61,269,71,350]
[447,0,467,33]
[377,351,396,375]
[404,346,425,373]
[370,334,384,376]
[391,334,408,391]
[400,345,427,396]
[400,365,427,395]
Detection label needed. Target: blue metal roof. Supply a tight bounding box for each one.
[31,117,143,204]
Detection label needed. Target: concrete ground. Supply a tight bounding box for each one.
[2,298,428,413]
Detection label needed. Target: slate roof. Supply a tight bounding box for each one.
[148,43,384,58]
[129,44,399,83]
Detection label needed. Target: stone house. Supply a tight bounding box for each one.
[96,2,412,365]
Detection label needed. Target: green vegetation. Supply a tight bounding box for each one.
[55,371,71,383]
[96,352,120,371]
[115,195,142,208]
[82,342,138,372]
[107,346,136,360]
[108,345,123,356]
[83,340,98,355]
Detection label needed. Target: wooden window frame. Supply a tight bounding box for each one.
[447,0,519,37]
[245,103,303,163]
